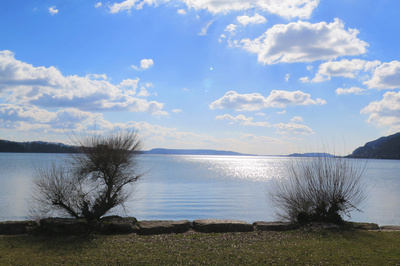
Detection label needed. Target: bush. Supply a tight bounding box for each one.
[268,155,367,225]
[31,130,144,221]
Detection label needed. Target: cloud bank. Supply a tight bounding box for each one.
[209,90,326,111]
[0,51,166,115]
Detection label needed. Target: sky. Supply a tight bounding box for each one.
[1,0,400,155]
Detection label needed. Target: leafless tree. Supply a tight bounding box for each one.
[31,130,144,221]
[268,155,367,224]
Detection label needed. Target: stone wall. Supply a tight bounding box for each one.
[0,217,388,235]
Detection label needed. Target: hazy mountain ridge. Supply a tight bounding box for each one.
[349,132,400,159]
[287,153,335,158]
[144,148,255,156]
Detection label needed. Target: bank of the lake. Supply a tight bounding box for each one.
[1,230,400,265]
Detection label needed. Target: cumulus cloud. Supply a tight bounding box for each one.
[216,114,269,127]
[132,59,154,70]
[177,9,186,14]
[291,116,303,122]
[364,61,400,90]
[301,59,381,83]
[49,6,59,15]
[95,2,103,8]
[109,0,319,19]
[0,50,166,115]
[336,87,365,95]
[274,122,314,135]
[240,19,368,65]
[361,91,400,132]
[0,104,107,133]
[209,90,326,111]
[237,13,267,26]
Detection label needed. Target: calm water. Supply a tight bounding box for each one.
[0,153,399,225]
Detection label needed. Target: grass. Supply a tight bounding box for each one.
[0,230,400,265]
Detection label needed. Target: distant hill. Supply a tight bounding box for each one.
[349,132,400,159]
[144,148,255,156]
[0,141,254,156]
[288,152,335,158]
[0,139,76,153]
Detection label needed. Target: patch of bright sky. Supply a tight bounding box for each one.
[0,0,400,155]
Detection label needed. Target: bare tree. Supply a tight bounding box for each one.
[268,155,367,224]
[31,130,144,221]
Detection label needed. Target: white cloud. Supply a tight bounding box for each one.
[137,86,151,97]
[301,59,381,83]
[274,122,314,135]
[109,0,165,13]
[132,58,154,70]
[182,0,319,19]
[237,13,267,26]
[361,91,400,132]
[240,19,368,65]
[198,20,214,36]
[0,104,107,132]
[225,24,237,33]
[95,2,103,8]
[291,116,303,122]
[285,74,290,82]
[0,50,166,115]
[109,0,319,19]
[364,61,400,90]
[336,86,365,95]
[216,114,269,127]
[209,90,326,111]
[172,109,182,113]
[177,9,186,14]
[49,6,59,15]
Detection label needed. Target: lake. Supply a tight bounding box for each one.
[0,153,399,225]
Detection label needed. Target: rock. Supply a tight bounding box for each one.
[192,219,253,233]
[0,221,37,235]
[253,221,295,231]
[138,220,192,235]
[348,222,380,230]
[379,225,400,231]
[306,222,342,231]
[39,218,88,235]
[98,216,140,234]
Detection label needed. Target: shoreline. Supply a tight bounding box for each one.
[1,217,399,236]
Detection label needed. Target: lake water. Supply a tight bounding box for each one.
[0,153,399,225]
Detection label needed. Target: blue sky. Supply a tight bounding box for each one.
[1,0,400,155]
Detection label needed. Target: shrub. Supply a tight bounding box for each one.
[31,130,144,221]
[268,155,367,225]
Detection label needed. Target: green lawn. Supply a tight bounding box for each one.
[0,230,400,265]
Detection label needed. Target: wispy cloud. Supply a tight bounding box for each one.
[216,114,269,127]
[198,20,214,36]
[108,0,319,19]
